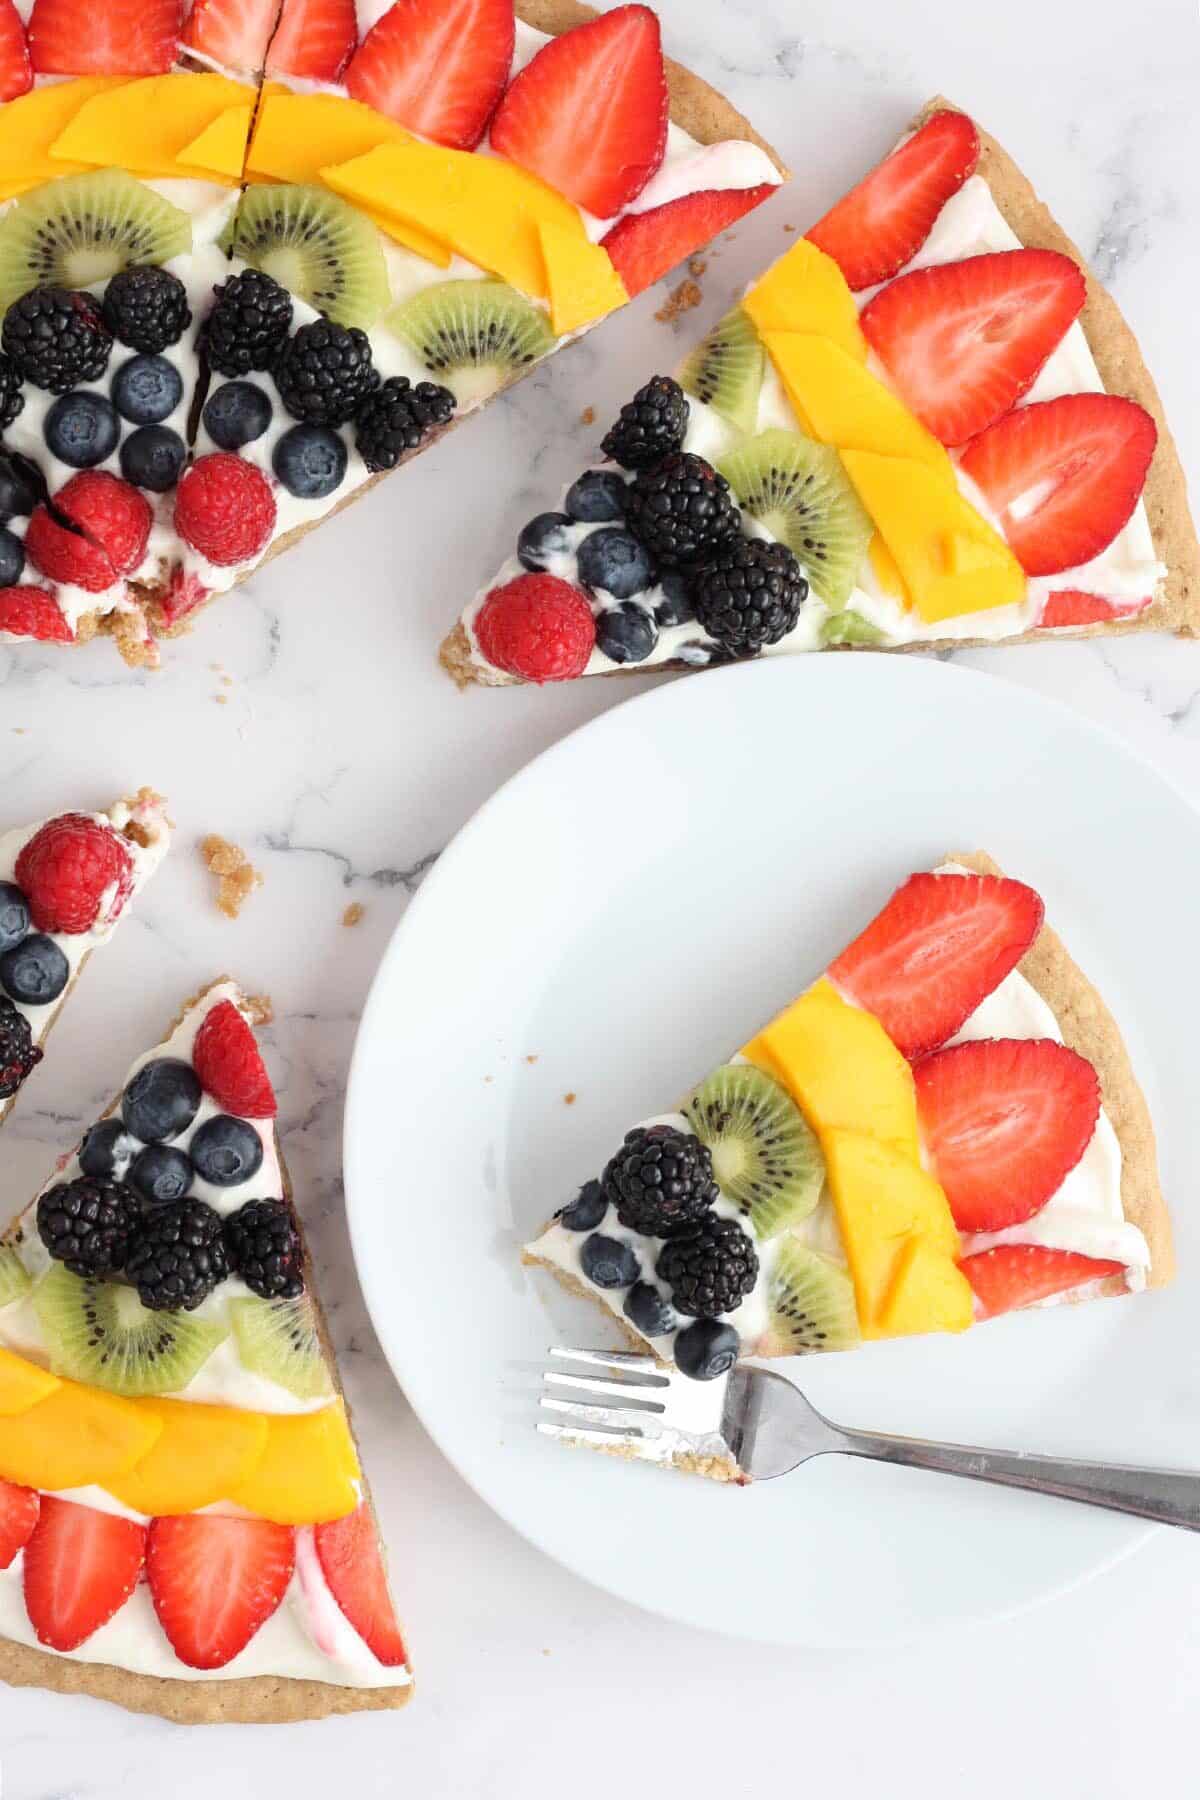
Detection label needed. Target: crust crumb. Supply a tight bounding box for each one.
[580,405,596,426]
[783,222,796,232]
[524,1053,538,1065]
[655,279,703,324]
[119,787,168,849]
[342,902,365,928]
[688,256,707,277]
[200,834,263,919]
[564,1091,577,1106]
[244,992,273,1026]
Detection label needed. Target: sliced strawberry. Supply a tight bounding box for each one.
[314,1505,407,1666]
[602,185,776,298]
[827,872,1044,1060]
[345,0,513,151]
[181,0,280,72]
[1039,589,1150,629]
[0,0,31,100]
[915,1038,1100,1232]
[266,0,356,81]
[147,1514,295,1670]
[807,110,979,291]
[961,1244,1123,1319]
[29,0,178,74]
[193,997,277,1118]
[0,585,73,643]
[491,3,668,217]
[959,393,1156,576]
[860,249,1086,445]
[0,1480,38,1570]
[23,1497,145,1651]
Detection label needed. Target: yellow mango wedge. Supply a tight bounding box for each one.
[107,1398,270,1516]
[51,72,255,181]
[867,532,911,606]
[176,104,255,184]
[228,1400,360,1525]
[821,1128,962,1336]
[537,219,627,335]
[0,1378,162,1489]
[763,332,953,477]
[0,1343,60,1414]
[743,237,867,362]
[0,76,132,200]
[875,1236,974,1339]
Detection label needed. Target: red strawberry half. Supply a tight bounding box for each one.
[0,585,73,643]
[0,0,31,100]
[16,810,134,934]
[602,185,776,298]
[491,3,668,218]
[915,1038,1101,1232]
[23,1497,145,1651]
[314,1505,407,1666]
[147,1514,295,1670]
[266,0,357,80]
[193,998,277,1119]
[807,110,979,291]
[474,572,595,683]
[29,0,178,74]
[182,0,281,72]
[959,393,1157,576]
[827,871,1044,1060]
[0,1479,38,1570]
[860,249,1086,445]
[960,1244,1123,1319]
[1039,589,1151,629]
[345,0,513,151]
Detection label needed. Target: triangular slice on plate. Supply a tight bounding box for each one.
[0,980,410,1722]
[525,857,1171,1478]
[443,98,1200,685]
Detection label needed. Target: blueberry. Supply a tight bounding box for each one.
[624,1281,677,1338]
[45,391,120,469]
[576,527,654,600]
[79,1118,135,1179]
[559,1178,606,1232]
[0,526,24,585]
[111,354,182,426]
[517,511,573,572]
[190,1113,264,1188]
[130,1143,195,1205]
[122,1058,202,1143]
[654,570,695,628]
[0,933,68,1005]
[0,452,41,519]
[674,1318,740,1382]
[0,882,29,955]
[120,425,186,493]
[564,469,626,523]
[272,423,347,499]
[580,1232,640,1289]
[595,602,658,664]
[203,380,272,450]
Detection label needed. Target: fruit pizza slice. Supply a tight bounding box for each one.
[0,979,410,1722]
[0,789,170,1127]
[525,858,1171,1479]
[444,98,1199,685]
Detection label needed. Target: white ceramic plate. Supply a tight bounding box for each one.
[345,655,1200,1648]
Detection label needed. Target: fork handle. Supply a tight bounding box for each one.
[835,1427,1200,1531]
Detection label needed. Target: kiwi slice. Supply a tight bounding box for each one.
[387,279,555,409]
[0,1244,30,1308]
[225,184,389,329]
[230,1294,333,1402]
[34,1264,227,1396]
[717,429,873,610]
[821,609,886,647]
[0,169,191,312]
[683,1063,824,1239]
[762,1240,860,1355]
[677,306,764,436]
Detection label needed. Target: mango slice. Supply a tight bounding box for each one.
[741,977,920,1159]
[51,73,255,181]
[0,1344,60,1414]
[840,450,1026,623]
[107,1399,269,1516]
[537,219,627,335]
[867,533,911,606]
[763,333,952,477]
[0,1379,162,1489]
[875,1236,974,1338]
[821,1128,962,1336]
[0,76,132,200]
[743,238,867,362]
[176,104,254,184]
[228,1401,360,1525]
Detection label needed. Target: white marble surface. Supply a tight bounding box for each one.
[0,0,1198,1792]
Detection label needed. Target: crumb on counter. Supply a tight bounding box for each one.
[688,256,707,278]
[564,1092,577,1106]
[214,694,228,705]
[655,279,702,325]
[245,992,273,1026]
[200,834,263,920]
[342,902,365,928]
[783,222,796,233]
[524,1054,538,1065]
[580,405,596,426]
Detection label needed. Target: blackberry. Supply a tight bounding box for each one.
[601,375,689,471]
[126,1198,229,1312]
[0,353,22,431]
[273,319,379,427]
[601,1125,718,1239]
[102,266,191,354]
[355,376,455,471]
[0,995,39,1098]
[36,1176,141,1277]
[656,1214,759,1318]
[623,452,741,568]
[204,270,293,378]
[2,287,112,394]
[690,538,808,655]
[224,1198,304,1300]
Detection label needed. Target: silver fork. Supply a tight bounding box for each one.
[539,1347,1200,1527]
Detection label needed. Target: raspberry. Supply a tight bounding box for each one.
[193,1000,277,1119]
[54,471,152,577]
[16,812,134,935]
[0,585,72,643]
[474,574,595,683]
[24,506,115,592]
[157,566,209,628]
[175,453,276,567]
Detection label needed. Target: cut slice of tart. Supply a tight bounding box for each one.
[444,97,1200,685]
[0,789,170,1126]
[524,857,1171,1477]
[0,979,410,1722]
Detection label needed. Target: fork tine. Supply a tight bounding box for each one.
[538,1421,644,1447]
[540,1394,660,1433]
[548,1345,666,1381]
[544,1369,667,1407]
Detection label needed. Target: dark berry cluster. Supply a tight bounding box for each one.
[601,375,689,470]
[126,1197,230,1312]
[102,266,191,355]
[273,318,380,427]
[601,1124,719,1238]
[622,452,741,568]
[2,287,112,393]
[656,1214,759,1318]
[355,376,456,471]
[690,538,809,655]
[36,1177,142,1278]
[204,269,293,377]
[0,996,39,1099]
[224,1198,304,1300]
